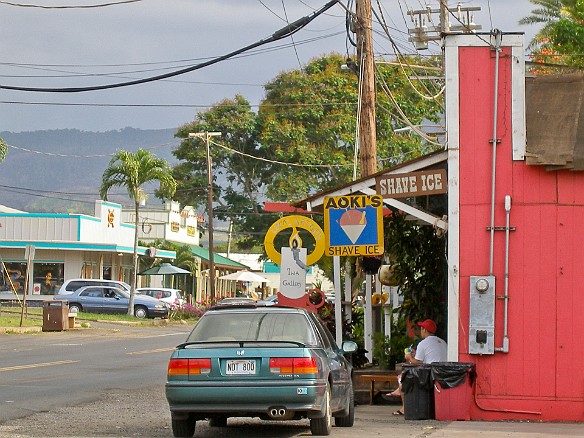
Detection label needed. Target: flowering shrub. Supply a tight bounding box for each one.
[169,301,213,321]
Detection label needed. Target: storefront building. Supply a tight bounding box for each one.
[0,200,175,295]
[121,200,201,248]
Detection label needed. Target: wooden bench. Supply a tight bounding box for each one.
[67,313,77,329]
[357,373,400,405]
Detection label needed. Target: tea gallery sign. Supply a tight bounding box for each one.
[375,169,447,198]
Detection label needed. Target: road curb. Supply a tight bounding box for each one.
[0,326,43,334]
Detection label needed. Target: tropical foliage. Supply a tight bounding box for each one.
[172,53,443,252]
[520,0,584,71]
[0,138,6,162]
[139,239,197,297]
[383,206,448,341]
[100,149,176,316]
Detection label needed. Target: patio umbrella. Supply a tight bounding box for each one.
[218,270,270,283]
[139,263,191,275]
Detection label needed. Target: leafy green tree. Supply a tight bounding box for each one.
[100,149,176,316]
[0,138,6,162]
[259,53,443,202]
[139,239,196,297]
[520,0,584,69]
[173,53,443,251]
[383,205,448,341]
[173,96,281,251]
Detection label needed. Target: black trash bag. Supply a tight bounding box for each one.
[431,362,476,389]
[401,363,433,393]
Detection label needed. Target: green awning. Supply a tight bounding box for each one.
[189,246,249,269]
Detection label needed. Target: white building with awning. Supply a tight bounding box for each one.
[0,199,176,296]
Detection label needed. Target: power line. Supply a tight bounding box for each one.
[1,31,343,76]
[0,0,340,93]
[0,100,358,109]
[281,0,303,70]
[209,139,351,168]
[5,140,180,158]
[0,0,141,8]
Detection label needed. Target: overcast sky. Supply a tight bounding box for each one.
[0,0,538,134]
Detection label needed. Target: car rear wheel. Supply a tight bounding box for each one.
[208,416,227,427]
[310,383,332,436]
[68,303,82,313]
[171,415,195,437]
[334,384,355,427]
[134,305,147,319]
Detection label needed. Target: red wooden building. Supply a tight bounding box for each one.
[295,32,584,422]
[448,33,584,421]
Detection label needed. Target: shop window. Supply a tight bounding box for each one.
[103,266,112,280]
[0,262,64,295]
[82,262,96,279]
[33,262,64,295]
[0,262,26,292]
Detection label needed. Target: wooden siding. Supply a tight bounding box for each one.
[457,43,584,421]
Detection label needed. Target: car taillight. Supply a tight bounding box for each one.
[270,357,318,374]
[168,358,211,376]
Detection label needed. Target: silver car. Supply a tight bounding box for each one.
[54,285,168,319]
[137,287,184,308]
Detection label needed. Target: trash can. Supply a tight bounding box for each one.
[401,363,434,420]
[42,300,69,332]
[431,362,476,421]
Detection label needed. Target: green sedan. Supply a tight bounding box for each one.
[165,304,357,437]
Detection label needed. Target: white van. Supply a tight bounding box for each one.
[58,279,131,295]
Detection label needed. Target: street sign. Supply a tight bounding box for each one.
[376,169,447,199]
[324,195,384,256]
[280,247,307,299]
[264,215,324,266]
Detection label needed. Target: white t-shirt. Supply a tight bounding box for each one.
[414,335,447,363]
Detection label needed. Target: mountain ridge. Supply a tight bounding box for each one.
[0,127,179,213]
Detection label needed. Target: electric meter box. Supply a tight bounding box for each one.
[468,276,495,355]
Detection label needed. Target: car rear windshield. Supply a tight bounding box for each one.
[186,312,317,345]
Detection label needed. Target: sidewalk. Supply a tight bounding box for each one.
[356,404,584,437]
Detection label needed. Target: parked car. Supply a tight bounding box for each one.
[54,285,168,319]
[58,278,131,295]
[216,297,258,305]
[262,294,278,305]
[165,305,357,437]
[137,287,184,308]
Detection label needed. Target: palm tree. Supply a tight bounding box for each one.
[520,0,583,50]
[0,138,7,162]
[100,149,176,316]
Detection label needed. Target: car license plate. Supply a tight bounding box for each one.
[226,359,256,375]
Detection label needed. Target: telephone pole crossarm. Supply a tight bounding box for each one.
[407,1,481,49]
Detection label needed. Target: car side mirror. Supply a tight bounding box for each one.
[341,340,358,354]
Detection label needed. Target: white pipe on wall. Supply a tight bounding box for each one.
[489,29,503,277]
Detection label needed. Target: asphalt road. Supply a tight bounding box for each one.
[2,322,584,438]
[0,321,191,423]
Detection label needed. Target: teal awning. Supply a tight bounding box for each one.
[189,246,248,269]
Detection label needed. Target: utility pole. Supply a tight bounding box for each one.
[189,131,221,301]
[408,0,481,49]
[439,0,450,33]
[355,0,377,178]
[226,219,233,258]
[354,0,378,363]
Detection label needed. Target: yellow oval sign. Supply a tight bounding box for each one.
[264,215,325,266]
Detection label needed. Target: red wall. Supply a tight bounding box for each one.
[457,46,584,421]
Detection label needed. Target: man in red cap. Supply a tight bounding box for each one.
[388,318,447,415]
[406,319,447,364]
